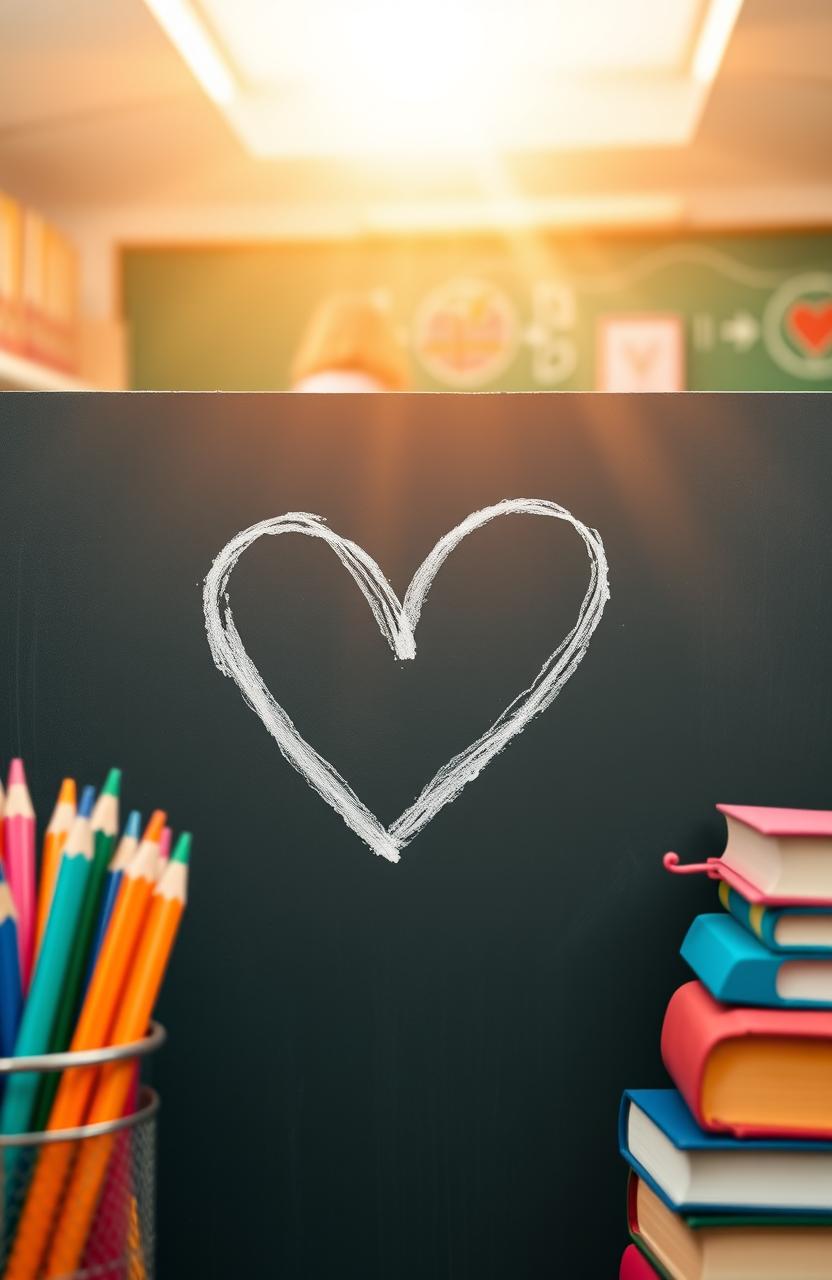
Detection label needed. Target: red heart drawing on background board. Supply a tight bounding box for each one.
[788,300,832,356]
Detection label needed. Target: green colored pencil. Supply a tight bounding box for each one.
[32,768,121,1130]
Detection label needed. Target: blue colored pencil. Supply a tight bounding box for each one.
[1,785,96,1190]
[0,864,22,1060]
[84,809,142,993]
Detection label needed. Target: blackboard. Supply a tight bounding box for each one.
[123,230,832,391]
[1,393,832,1278]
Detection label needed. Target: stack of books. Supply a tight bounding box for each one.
[619,805,832,1279]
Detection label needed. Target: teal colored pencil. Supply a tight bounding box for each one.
[1,787,96,1193]
[32,769,121,1131]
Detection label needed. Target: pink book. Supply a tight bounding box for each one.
[664,804,832,905]
[620,1243,660,1278]
[661,980,832,1138]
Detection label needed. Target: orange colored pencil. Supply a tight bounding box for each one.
[44,835,191,1278]
[33,778,76,963]
[3,835,162,1280]
[141,810,166,846]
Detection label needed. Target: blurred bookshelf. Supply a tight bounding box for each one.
[1,191,126,391]
[0,347,89,390]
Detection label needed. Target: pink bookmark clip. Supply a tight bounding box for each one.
[663,851,723,879]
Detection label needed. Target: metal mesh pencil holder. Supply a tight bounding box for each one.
[0,1023,165,1280]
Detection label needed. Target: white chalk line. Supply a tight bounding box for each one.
[571,244,788,293]
[203,499,610,863]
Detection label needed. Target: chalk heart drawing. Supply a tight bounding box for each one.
[203,499,610,864]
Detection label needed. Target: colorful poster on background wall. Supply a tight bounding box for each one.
[596,314,684,391]
[762,273,832,382]
[123,232,832,391]
[412,277,519,388]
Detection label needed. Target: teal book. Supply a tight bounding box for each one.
[681,913,832,1008]
[719,880,832,954]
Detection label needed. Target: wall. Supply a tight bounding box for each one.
[120,229,832,391]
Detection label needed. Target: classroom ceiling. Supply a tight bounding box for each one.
[161,0,729,156]
[0,0,830,218]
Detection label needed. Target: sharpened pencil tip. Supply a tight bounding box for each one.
[125,810,142,839]
[58,777,77,805]
[7,758,26,787]
[101,768,122,797]
[78,785,97,818]
[171,832,191,865]
[143,810,167,843]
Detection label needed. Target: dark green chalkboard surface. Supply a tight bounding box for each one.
[1,394,831,1278]
[123,231,832,390]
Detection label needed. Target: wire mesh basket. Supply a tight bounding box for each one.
[0,1023,164,1280]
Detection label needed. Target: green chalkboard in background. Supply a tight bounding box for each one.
[123,231,832,390]
[2,393,832,1278]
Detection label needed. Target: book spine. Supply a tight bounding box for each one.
[625,1178,670,1277]
[660,982,713,1130]
[758,909,781,951]
[720,883,802,954]
[617,1092,632,1158]
[681,915,782,1006]
[720,881,759,936]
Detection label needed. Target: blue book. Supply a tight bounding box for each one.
[619,1089,832,1214]
[681,912,832,1008]
[719,880,832,954]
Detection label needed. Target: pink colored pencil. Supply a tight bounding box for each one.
[0,771,6,861]
[158,826,172,863]
[82,1123,133,1275]
[4,759,36,991]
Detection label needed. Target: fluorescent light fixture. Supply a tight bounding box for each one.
[692,0,744,82]
[143,0,236,106]
[144,0,744,156]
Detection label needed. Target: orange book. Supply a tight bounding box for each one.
[629,1175,832,1280]
[661,981,832,1138]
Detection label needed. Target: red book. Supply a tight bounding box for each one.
[620,1242,660,1278]
[661,980,832,1138]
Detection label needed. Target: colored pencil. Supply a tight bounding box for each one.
[4,835,161,1280]
[34,778,76,964]
[0,864,22,1060]
[44,834,191,1278]
[0,786,95,1189]
[126,1194,148,1279]
[158,825,172,863]
[84,808,142,992]
[4,759,36,992]
[32,770,121,1130]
